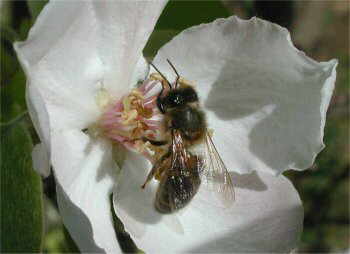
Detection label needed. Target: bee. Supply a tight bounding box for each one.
[141,59,235,213]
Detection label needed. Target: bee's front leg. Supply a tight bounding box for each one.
[157,96,166,114]
[150,73,169,114]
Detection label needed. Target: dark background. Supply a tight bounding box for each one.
[1,0,349,252]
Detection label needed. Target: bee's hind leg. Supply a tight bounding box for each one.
[141,137,168,146]
[131,137,167,146]
[141,166,157,189]
[141,152,171,189]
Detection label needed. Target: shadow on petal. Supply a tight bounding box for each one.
[205,59,332,171]
[114,155,270,239]
[53,131,121,252]
[94,142,119,184]
[205,62,270,121]
[187,205,303,253]
[126,169,303,253]
[230,171,267,191]
[193,171,267,212]
[57,184,105,253]
[113,150,164,238]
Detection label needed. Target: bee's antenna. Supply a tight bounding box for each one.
[149,62,172,90]
[166,59,180,88]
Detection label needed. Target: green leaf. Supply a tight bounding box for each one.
[0,26,19,43]
[156,0,230,31]
[18,18,33,41]
[1,41,20,87]
[63,226,80,253]
[144,29,178,58]
[1,123,44,252]
[27,0,48,21]
[0,1,12,27]
[144,0,230,58]
[1,69,27,123]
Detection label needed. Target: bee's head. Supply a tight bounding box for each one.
[161,86,198,110]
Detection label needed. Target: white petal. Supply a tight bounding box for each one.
[114,154,303,253]
[32,143,50,177]
[92,0,167,96]
[113,151,156,238]
[52,130,120,253]
[130,56,150,87]
[15,0,167,251]
[26,84,52,174]
[15,1,105,131]
[153,16,337,175]
[15,0,166,132]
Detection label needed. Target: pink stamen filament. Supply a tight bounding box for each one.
[143,96,157,108]
[144,119,162,125]
[98,78,166,162]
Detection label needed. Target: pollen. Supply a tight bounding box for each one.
[97,78,168,162]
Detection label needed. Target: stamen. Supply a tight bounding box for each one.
[97,78,168,163]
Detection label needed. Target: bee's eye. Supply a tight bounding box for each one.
[183,88,198,103]
[161,87,198,111]
[173,94,184,105]
[164,92,185,108]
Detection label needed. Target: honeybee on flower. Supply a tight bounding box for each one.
[15,0,337,252]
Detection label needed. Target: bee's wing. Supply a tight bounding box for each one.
[198,131,235,207]
[161,130,201,212]
[170,129,189,168]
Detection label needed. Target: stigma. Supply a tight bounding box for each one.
[96,78,167,162]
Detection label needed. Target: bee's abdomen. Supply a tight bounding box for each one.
[155,172,201,213]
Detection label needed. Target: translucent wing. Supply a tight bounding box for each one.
[155,130,201,213]
[199,131,235,207]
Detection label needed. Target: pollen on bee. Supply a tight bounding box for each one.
[95,78,168,163]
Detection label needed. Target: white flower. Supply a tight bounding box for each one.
[15,0,337,253]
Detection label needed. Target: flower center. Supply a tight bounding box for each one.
[96,78,168,162]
